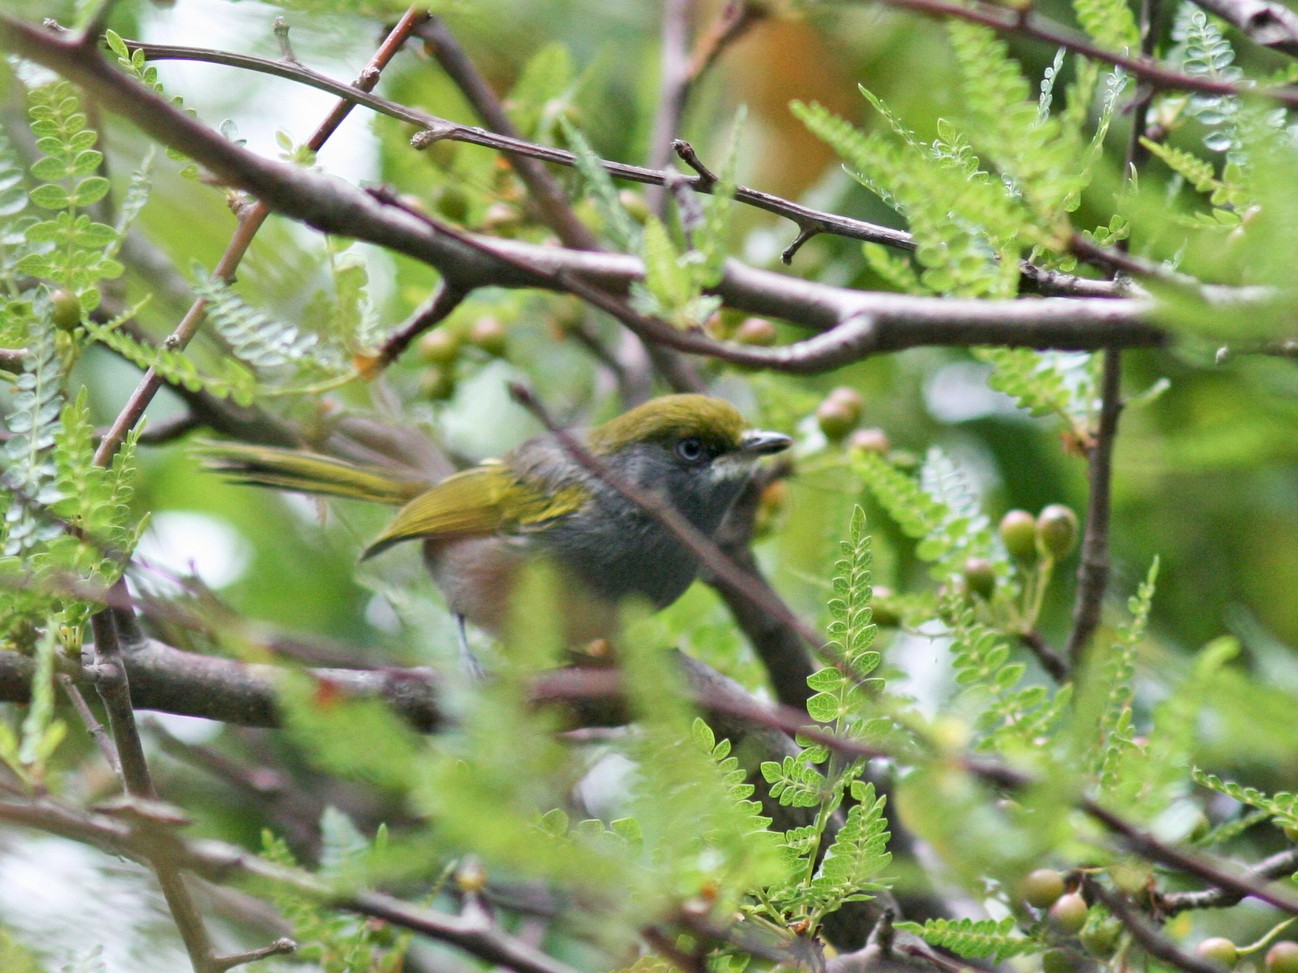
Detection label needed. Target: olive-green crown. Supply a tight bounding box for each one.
[587,394,747,455]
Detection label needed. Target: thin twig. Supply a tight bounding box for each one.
[1065,330,1123,666]
[373,281,466,369]
[645,0,695,216]
[57,672,120,774]
[1186,0,1298,56]
[1087,881,1223,973]
[413,16,598,252]
[89,7,429,468]
[90,592,223,972]
[1161,847,1298,914]
[0,796,581,973]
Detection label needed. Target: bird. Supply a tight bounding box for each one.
[200,394,792,652]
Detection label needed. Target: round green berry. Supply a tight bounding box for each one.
[1042,947,1081,973]
[963,557,996,601]
[1047,893,1088,935]
[1196,938,1238,969]
[1267,942,1298,973]
[467,317,507,356]
[816,389,864,441]
[1036,504,1079,559]
[417,328,461,365]
[50,288,82,332]
[849,428,890,456]
[1020,868,1066,909]
[733,317,777,346]
[1000,509,1038,563]
[1080,918,1121,959]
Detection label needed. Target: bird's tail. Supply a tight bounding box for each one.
[196,442,429,507]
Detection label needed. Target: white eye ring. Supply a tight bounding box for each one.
[676,437,706,463]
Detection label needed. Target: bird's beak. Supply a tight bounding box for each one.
[738,429,793,456]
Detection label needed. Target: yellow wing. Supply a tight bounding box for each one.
[361,462,585,559]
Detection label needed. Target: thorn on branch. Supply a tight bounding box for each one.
[673,139,718,188]
[273,17,301,65]
[782,226,819,265]
[410,122,460,149]
[213,937,298,972]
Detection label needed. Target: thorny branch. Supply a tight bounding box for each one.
[5,636,1297,927]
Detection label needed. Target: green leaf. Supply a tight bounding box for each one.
[895,917,1044,962]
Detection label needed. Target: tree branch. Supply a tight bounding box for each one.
[1066,348,1123,666]
[1186,0,1298,56]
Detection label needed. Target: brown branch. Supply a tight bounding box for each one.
[372,281,467,369]
[857,0,1298,106]
[708,463,818,710]
[1079,796,1298,916]
[645,0,696,215]
[1160,847,1298,915]
[1066,348,1123,666]
[1087,881,1224,973]
[16,629,1298,924]
[1187,0,1298,56]
[89,8,429,468]
[90,599,223,972]
[413,16,599,252]
[0,796,581,973]
[91,33,924,253]
[78,25,1149,306]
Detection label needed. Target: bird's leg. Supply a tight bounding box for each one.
[456,613,486,681]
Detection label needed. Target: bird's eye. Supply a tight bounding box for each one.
[675,437,707,464]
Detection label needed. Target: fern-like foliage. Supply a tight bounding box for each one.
[6,627,67,783]
[895,916,1046,962]
[1072,0,1140,50]
[262,814,410,973]
[0,129,33,343]
[2,325,64,556]
[804,780,891,922]
[974,348,1098,437]
[83,309,256,406]
[1192,770,1298,830]
[622,112,740,330]
[694,719,778,849]
[192,271,346,375]
[1170,6,1242,155]
[46,389,143,638]
[793,98,1021,298]
[943,598,1068,752]
[825,505,879,677]
[558,114,641,251]
[946,22,1089,227]
[1084,559,1159,798]
[16,82,122,311]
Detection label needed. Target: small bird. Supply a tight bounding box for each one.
[201,394,791,647]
